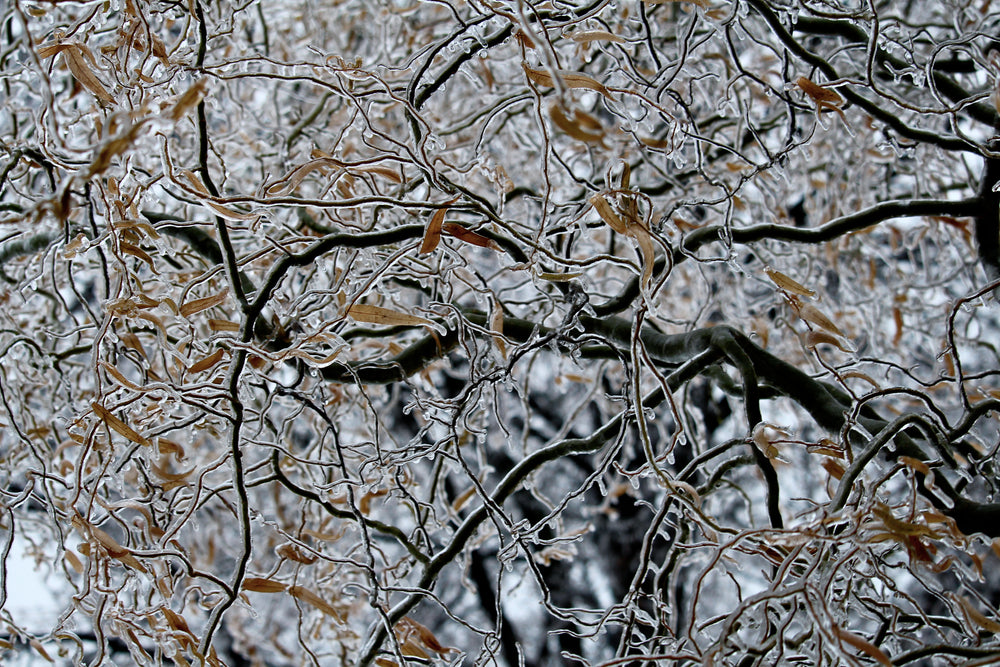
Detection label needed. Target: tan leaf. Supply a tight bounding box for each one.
[568,30,626,44]
[589,194,628,234]
[821,458,846,480]
[549,103,604,143]
[490,299,506,358]
[30,639,54,663]
[119,241,157,272]
[288,585,345,621]
[348,304,440,332]
[204,200,259,222]
[522,64,612,98]
[243,577,288,593]
[208,318,240,332]
[89,121,148,176]
[797,303,844,337]
[187,348,225,374]
[805,330,851,353]
[92,401,152,447]
[63,45,114,104]
[442,223,502,251]
[353,165,404,183]
[150,459,193,484]
[265,158,341,196]
[765,267,815,297]
[631,224,656,288]
[170,79,207,121]
[276,543,318,565]
[843,370,879,389]
[180,289,229,318]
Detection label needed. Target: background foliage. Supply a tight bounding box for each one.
[3,0,1000,665]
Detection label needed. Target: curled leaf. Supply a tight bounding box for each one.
[831,625,892,666]
[63,44,114,104]
[522,64,612,99]
[549,103,604,144]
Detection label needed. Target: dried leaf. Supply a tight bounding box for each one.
[843,370,879,389]
[805,330,852,353]
[797,76,848,123]
[420,197,458,254]
[119,241,157,271]
[442,223,502,251]
[276,543,318,565]
[821,458,846,480]
[765,267,816,297]
[180,289,229,318]
[451,484,478,512]
[63,45,114,104]
[243,577,288,593]
[490,299,506,358]
[348,304,441,332]
[549,103,604,143]
[100,362,144,392]
[208,319,240,332]
[589,194,628,234]
[797,76,844,106]
[797,303,844,337]
[631,224,656,288]
[170,79,207,121]
[751,422,789,462]
[568,30,626,44]
[522,64,612,98]
[288,585,345,621]
[265,158,341,196]
[30,639,54,663]
[92,401,152,447]
[832,625,892,666]
[204,200,259,222]
[89,121,148,176]
[187,348,225,374]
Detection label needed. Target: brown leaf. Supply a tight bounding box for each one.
[797,303,844,337]
[522,64,612,98]
[187,348,225,374]
[549,103,604,143]
[805,330,852,353]
[568,30,626,44]
[765,267,815,297]
[832,625,892,666]
[589,194,628,234]
[348,304,440,331]
[63,45,114,104]
[442,223,502,251]
[180,289,229,318]
[420,197,458,254]
[243,577,288,593]
[288,585,345,621]
[208,319,240,332]
[170,79,207,121]
[92,401,152,447]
